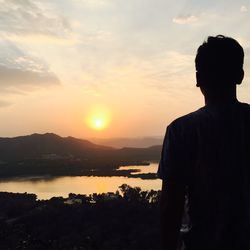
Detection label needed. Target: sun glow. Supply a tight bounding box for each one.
[86,107,111,131]
[94,118,104,129]
[92,116,106,130]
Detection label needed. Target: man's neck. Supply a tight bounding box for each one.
[204,87,238,106]
[205,96,238,106]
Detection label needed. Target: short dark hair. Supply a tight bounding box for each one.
[195,35,244,85]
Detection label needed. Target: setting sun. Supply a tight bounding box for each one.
[94,118,104,129]
[86,106,111,131]
[92,117,106,130]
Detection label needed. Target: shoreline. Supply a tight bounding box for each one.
[0,171,158,181]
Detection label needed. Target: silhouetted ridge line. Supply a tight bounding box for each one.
[0,133,161,177]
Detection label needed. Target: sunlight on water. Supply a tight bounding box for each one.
[0,163,161,200]
[118,163,158,174]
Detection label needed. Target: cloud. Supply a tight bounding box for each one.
[81,50,195,97]
[173,15,198,24]
[240,5,248,12]
[73,0,112,8]
[144,51,195,90]
[0,41,60,93]
[0,100,11,108]
[0,0,74,44]
[0,65,59,92]
[0,1,63,100]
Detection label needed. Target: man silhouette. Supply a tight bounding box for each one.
[158,35,250,250]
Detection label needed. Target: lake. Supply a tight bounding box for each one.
[0,163,161,200]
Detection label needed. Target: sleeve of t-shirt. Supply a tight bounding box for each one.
[157,124,189,184]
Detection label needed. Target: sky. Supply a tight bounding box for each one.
[1,0,250,139]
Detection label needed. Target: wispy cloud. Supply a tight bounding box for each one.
[144,51,195,91]
[0,0,74,44]
[173,15,198,24]
[73,0,112,8]
[240,5,248,12]
[0,41,60,93]
[81,50,195,96]
[0,65,59,92]
[0,100,11,108]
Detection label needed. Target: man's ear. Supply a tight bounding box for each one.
[196,71,201,87]
[236,69,244,85]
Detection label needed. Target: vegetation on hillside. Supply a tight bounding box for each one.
[0,185,161,250]
[0,133,161,178]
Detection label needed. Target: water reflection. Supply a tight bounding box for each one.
[0,163,161,200]
[118,163,158,175]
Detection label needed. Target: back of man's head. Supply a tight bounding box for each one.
[195,35,244,88]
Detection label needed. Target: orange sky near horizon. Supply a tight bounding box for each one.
[0,0,250,139]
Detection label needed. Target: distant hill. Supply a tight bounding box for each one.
[0,133,114,161]
[0,133,162,177]
[90,136,164,148]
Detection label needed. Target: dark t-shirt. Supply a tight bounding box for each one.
[158,101,250,250]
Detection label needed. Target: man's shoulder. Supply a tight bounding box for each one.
[169,107,206,130]
[169,102,250,128]
[237,101,250,112]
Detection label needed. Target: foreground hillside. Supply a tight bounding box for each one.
[0,133,161,178]
[0,185,162,250]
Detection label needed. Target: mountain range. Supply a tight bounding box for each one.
[0,133,162,177]
[90,136,163,148]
